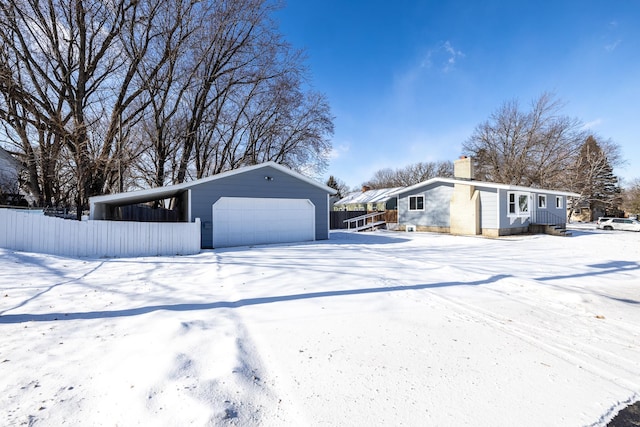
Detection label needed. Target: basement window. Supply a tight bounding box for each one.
[409,195,424,211]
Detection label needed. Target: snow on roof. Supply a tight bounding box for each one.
[0,146,22,172]
[391,178,580,197]
[89,161,336,206]
[334,187,403,205]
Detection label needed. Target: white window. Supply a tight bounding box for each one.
[519,194,529,213]
[409,195,424,211]
[509,193,516,214]
[556,196,563,209]
[508,192,530,216]
[538,195,547,209]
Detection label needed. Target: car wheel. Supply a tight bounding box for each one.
[604,226,613,230]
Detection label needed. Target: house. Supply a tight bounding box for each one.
[89,162,337,248]
[332,186,402,212]
[330,186,401,230]
[568,200,598,223]
[0,146,29,206]
[393,156,579,237]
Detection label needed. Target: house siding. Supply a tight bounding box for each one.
[477,187,498,230]
[399,183,497,233]
[189,165,330,248]
[495,190,570,235]
[532,192,568,224]
[398,183,453,229]
[497,189,530,233]
[395,177,574,237]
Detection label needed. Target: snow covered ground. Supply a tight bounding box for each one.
[1,224,639,426]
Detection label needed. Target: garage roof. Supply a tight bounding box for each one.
[89,162,337,207]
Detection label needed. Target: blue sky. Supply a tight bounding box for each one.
[275,1,640,189]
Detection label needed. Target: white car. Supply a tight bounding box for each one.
[596,218,640,232]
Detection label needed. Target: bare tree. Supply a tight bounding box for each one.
[131,0,209,189]
[463,93,587,189]
[1,0,334,215]
[363,161,454,189]
[0,0,175,216]
[622,178,640,216]
[175,1,332,182]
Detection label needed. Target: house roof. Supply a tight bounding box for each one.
[391,178,580,198]
[334,187,403,206]
[0,146,23,172]
[89,162,337,206]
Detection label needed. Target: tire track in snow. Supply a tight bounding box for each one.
[357,243,640,394]
[423,287,640,392]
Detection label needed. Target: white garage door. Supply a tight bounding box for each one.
[212,197,315,248]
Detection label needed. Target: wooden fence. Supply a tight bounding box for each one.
[330,210,366,229]
[0,208,201,258]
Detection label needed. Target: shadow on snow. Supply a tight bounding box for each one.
[0,274,510,324]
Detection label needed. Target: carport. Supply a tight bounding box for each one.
[89,162,336,249]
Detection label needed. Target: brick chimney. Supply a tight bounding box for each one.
[454,156,474,180]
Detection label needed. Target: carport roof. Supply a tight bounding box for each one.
[89,161,337,207]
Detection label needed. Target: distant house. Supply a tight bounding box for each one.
[333,186,402,212]
[568,200,597,222]
[393,157,579,236]
[330,186,401,230]
[90,162,337,248]
[0,146,29,206]
[0,147,21,187]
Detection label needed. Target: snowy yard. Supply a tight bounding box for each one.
[1,225,639,426]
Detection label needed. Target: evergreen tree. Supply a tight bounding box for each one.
[326,175,342,199]
[572,136,622,218]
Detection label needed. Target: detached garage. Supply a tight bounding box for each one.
[89,162,337,249]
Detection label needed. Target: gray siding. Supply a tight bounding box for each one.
[398,183,453,227]
[189,165,330,248]
[476,187,498,229]
[532,192,568,224]
[496,190,568,230]
[497,189,530,229]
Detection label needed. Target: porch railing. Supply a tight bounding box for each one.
[531,209,566,226]
[344,211,387,231]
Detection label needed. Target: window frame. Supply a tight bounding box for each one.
[508,193,516,215]
[507,191,530,217]
[555,196,563,209]
[538,194,547,209]
[408,195,425,211]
